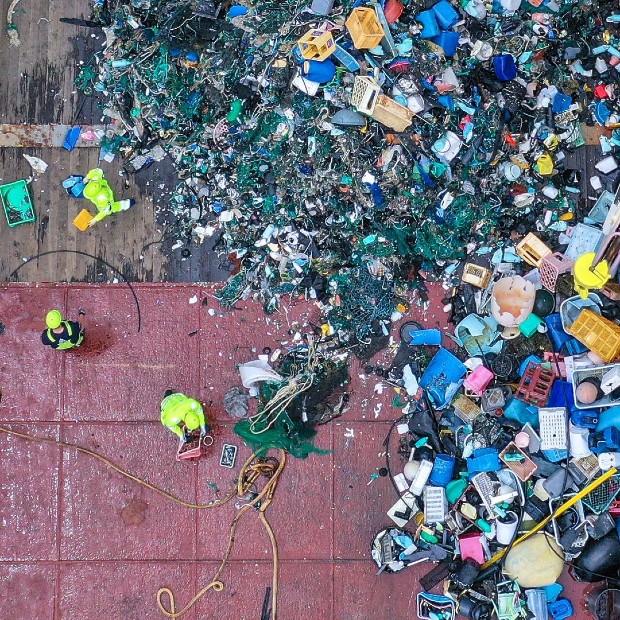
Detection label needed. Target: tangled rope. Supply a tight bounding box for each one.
[248,337,320,434]
[0,423,286,618]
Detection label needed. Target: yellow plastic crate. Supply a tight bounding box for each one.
[371,94,413,132]
[462,263,492,288]
[345,7,385,49]
[297,29,335,61]
[567,308,620,363]
[516,232,552,267]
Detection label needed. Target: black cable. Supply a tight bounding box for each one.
[8,250,142,333]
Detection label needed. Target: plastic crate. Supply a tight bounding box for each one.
[297,29,335,61]
[572,364,620,409]
[73,209,94,231]
[539,253,573,292]
[566,308,620,363]
[371,94,413,132]
[0,180,35,227]
[515,362,555,407]
[462,262,492,288]
[559,294,601,332]
[345,7,385,49]
[350,75,380,115]
[515,232,552,267]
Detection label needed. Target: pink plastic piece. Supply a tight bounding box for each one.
[539,252,573,292]
[459,533,485,564]
[464,365,495,396]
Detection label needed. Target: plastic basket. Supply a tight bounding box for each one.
[572,363,620,409]
[515,232,552,267]
[515,362,555,407]
[559,294,601,332]
[297,29,335,61]
[0,180,35,227]
[345,7,385,49]
[566,309,620,363]
[582,474,620,514]
[371,94,413,132]
[350,76,380,115]
[539,253,573,292]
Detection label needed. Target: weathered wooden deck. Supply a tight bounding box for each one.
[0,0,228,283]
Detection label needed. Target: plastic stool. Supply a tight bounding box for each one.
[540,253,574,292]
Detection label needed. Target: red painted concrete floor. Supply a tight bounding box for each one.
[0,283,592,619]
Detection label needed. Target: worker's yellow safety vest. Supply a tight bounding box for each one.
[46,322,84,350]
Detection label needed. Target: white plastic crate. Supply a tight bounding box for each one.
[350,75,380,116]
[423,486,447,524]
[572,364,620,409]
[538,407,568,451]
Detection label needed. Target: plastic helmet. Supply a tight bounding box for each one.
[184,411,201,431]
[46,309,63,329]
[86,168,104,182]
[83,180,102,200]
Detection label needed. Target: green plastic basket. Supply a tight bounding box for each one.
[0,180,35,227]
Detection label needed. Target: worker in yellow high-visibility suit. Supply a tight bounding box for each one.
[82,168,134,226]
[160,391,208,439]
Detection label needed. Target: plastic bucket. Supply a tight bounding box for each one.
[429,454,456,487]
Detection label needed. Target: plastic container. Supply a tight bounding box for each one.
[431,31,460,57]
[515,362,555,407]
[539,252,574,292]
[417,10,440,39]
[464,365,494,396]
[0,180,35,227]
[350,75,380,115]
[566,309,620,363]
[461,262,492,288]
[73,209,94,231]
[516,232,552,267]
[384,0,404,24]
[297,29,336,61]
[371,95,414,132]
[573,364,620,409]
[429,454,456,487]
[432,0,460,29]
[345,7,385,49]
[493,54,518,81]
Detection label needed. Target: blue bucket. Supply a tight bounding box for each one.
[429,454,456,487]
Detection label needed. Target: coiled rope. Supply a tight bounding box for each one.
[0,423,285,618]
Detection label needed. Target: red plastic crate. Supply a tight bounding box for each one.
[515,362,555,407]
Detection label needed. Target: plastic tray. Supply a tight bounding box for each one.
[572,364,620,409]
[566,308,620,363]
[0,180,35,227]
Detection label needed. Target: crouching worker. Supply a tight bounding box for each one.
[41,309,86,350]
[82,168,134,227]
[160,390,209,441]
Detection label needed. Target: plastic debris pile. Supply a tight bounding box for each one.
[369,207,620,619]
[76,0,620,341]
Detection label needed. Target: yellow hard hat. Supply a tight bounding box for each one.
[46,309,62,329]
[184,411,201,431]
[83,181,101,200]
